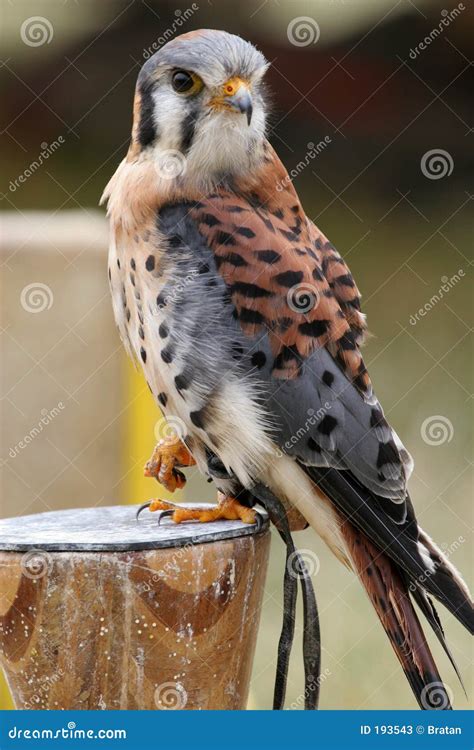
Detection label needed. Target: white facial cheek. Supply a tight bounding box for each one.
[152,89,186,150]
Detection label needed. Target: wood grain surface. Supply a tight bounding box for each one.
[0,506,270,710]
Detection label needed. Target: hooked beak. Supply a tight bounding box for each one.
[211,78,253,126]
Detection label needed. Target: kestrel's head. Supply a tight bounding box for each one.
[129,29,269,183]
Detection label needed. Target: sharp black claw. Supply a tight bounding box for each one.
[136,501,152,521]
[157,509,175,526]
[254,512,263,533]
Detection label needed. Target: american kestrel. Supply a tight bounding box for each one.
[102,29,472,709]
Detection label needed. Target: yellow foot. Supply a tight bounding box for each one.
[143,438,196,492]
[137,493,260,527]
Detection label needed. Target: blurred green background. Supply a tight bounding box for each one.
[1,0,472,710]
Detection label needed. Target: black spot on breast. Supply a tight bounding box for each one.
[227,205,246,213]
[156,292,167,309]
[273,344,301,371]
[215,231,236,246]
[318,415,338,435]
[298,320,329,338]
[256,249,281,264]
[238,308,265,326]
[190,408,206,429]
[338,332,357,350]
[278,228,299,242]
[158,322,169,338]
[322,370,334,387]
[130,272,136,286]
[230,282,272,299]
[334,274,355,287]
[215,253,248,269]
[175,373,190,392]
[116,258,121,269]
[251,351,266,368]
[140,347,147,363]
[131,258,136,270]
[274,270,304,287]
[200,213,221,227]
[236,227,256,239]
[145,255,155,271]
[312,267,324,281]
[138,325,145,340]
[161,346,173,364]
[126,308,131,322]
[158,392,168,407]
[273,208,284,220]
[108,268,111,281]
[198,262,210,274]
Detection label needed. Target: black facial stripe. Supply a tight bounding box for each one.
[137,79,157,148]
[181,107,199,154]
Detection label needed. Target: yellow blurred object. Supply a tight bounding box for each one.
[0,674,14,709]
[124,359,175,505]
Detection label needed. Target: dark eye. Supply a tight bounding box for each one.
[172,70,195,93]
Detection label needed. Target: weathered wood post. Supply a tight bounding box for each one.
[0,505,270,710]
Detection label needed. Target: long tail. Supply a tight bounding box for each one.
[305,466,474,634]
[341,518,452,709]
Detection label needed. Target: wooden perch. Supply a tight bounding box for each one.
[0,505,270,710]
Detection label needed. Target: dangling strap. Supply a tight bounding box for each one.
[252,483,321,710]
